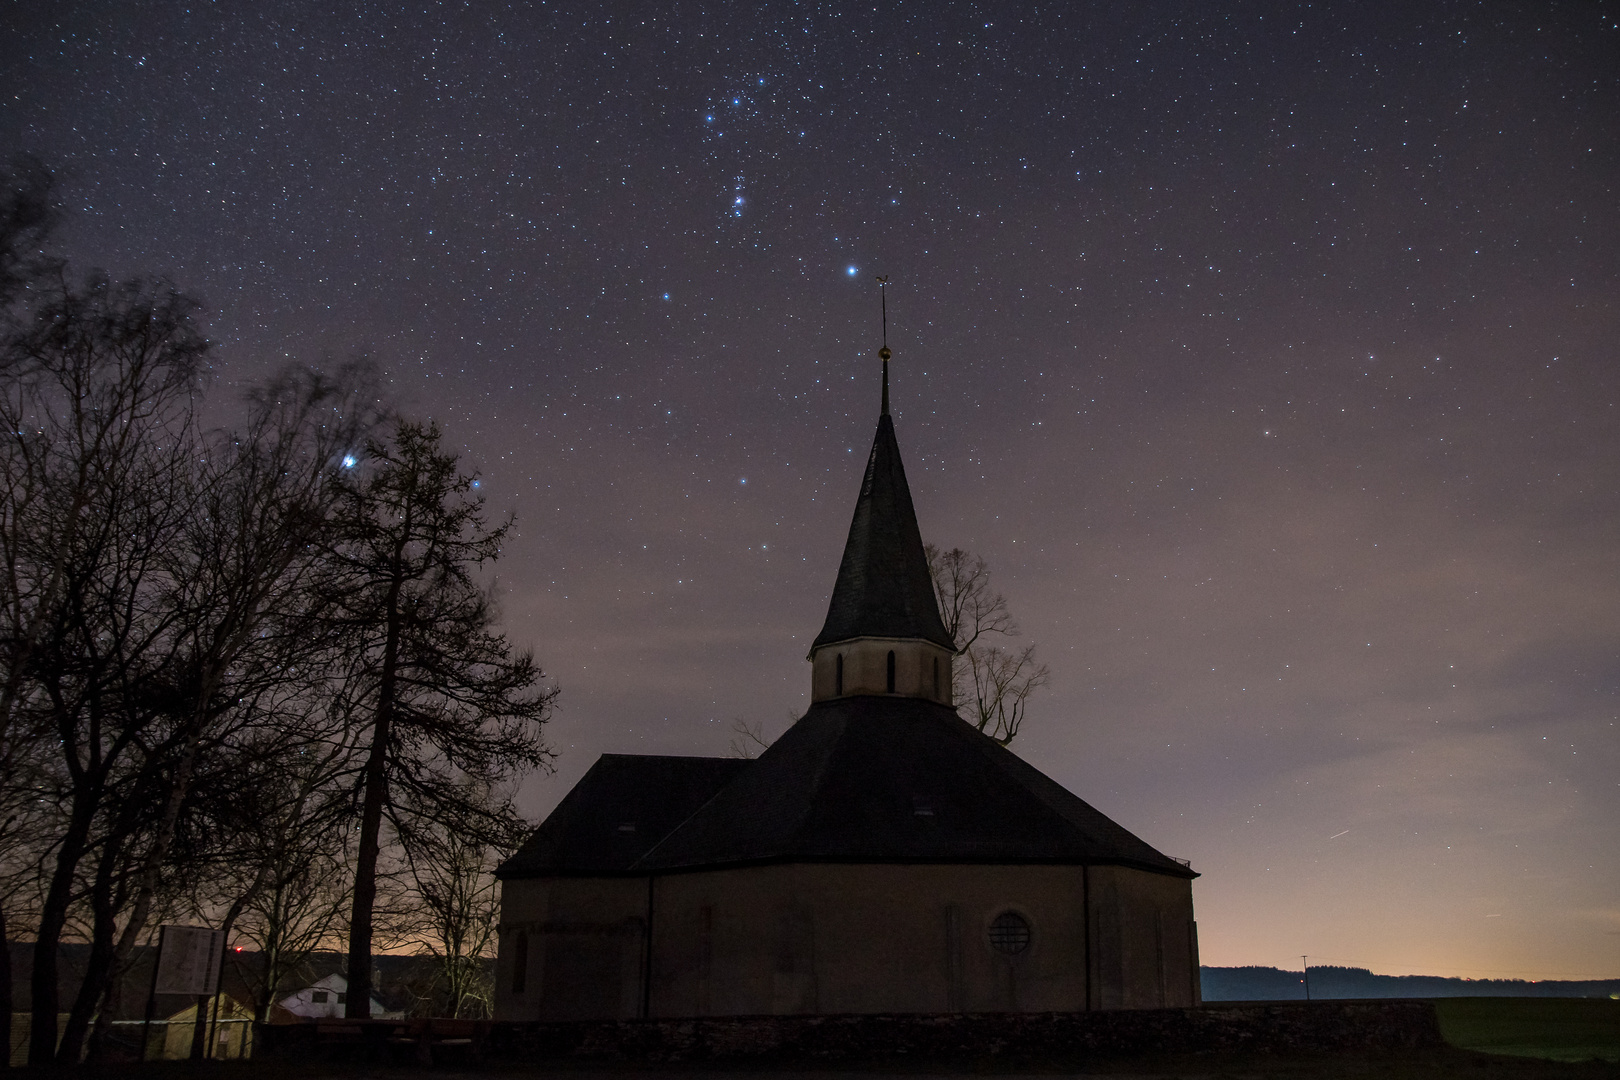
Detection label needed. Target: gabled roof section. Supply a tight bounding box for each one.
[633,697,1195,878]
[811,413,955,651]
[496,754,749,879]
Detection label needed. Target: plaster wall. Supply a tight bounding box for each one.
[809,638,954,703]
[1085,864,1201,1010]
[497,863,1196,1021]
[496,876,648,1021]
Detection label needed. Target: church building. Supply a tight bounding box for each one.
[495,345,1200,1019]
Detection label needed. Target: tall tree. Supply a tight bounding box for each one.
[2,305,377,1062]
[925,544,1050,745]
[329,421,555,1018]
[2,272,206,1066]
[58,363,376,1065]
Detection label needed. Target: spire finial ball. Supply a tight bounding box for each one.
[879,346,891,361]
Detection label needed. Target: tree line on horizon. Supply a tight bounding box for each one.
[0,160,558,1067]
[1200,964,1620,1001]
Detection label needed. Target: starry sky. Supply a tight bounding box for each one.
[4,1,1618,982]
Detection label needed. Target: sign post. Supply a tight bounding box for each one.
[141,926,226,1060]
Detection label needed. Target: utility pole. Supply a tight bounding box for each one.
[1301,955,1311,1001]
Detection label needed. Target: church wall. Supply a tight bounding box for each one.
[496,877,648,1021]
[648,862,1195,1018]
[1086,865,1201,1010]
[499,862,1197,1021]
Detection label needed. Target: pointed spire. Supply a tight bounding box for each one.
[811,316,953,652]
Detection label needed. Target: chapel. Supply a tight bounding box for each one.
[494,344,1200,1019]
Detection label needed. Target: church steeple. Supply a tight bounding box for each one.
[808,287,955,703]
[810,412,953,653]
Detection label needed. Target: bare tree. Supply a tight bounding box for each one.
[727,717,771,759]
[726,710,799,758]
[2,272,207,1065]
[174,689,359,1034]
[397,800,504,1018]
[1,291,378,1063]
[327,420,556,1019]
[960,641,1050,746]
[81,364,379,1063]
[925,544,1050,745]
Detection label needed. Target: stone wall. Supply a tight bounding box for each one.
[484,1000,1442,1062]
[255,1002,1443,1065]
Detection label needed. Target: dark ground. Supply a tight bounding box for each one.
[5,1050,1618,1079]
[11,998,1618,1076]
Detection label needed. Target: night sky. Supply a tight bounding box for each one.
[4,1,1618,981]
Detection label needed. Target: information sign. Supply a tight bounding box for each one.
[153,925,226,996]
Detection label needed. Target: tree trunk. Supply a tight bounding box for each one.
[254,889,284,1024]
[28,795,97,1066]
[187,995,209,1062]
[1,900,12,1073]
[57,837,123,1064]
[195,881,253,1059]
[345,569,404,1020]
[345,704,391,1020]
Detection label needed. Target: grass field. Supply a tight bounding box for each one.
[1437,997,1620,1063]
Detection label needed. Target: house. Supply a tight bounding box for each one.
[153,994,255,1060]
[273,972,392,1020]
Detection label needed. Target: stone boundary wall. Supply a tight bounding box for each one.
[257,1001,1444,1064]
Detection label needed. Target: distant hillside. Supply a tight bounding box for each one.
[1202,964,1620,1001]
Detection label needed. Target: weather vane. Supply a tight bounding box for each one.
[876,275,891,415]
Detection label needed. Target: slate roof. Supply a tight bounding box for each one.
[629,696,1194,878]
[810,412,955,652]
[496,754,749,878]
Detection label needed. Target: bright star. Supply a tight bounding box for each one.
[341,454,357,468]
[846,265,858,276]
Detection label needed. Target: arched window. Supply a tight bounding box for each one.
[932,656,940,697]
[886,650,896,693]
[511,930,529,994]
[835,653,843,696]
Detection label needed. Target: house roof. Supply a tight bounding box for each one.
[810,412,955,652]
[496,754,749,878]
